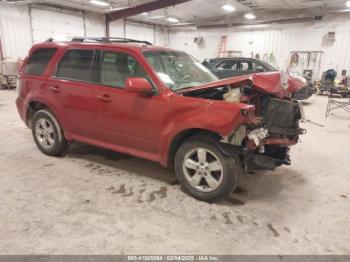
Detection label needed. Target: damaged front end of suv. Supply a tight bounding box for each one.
[179,71,306,172]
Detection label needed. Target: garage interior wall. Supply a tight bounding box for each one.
[0,5,107,58]
[169,14,350,78]
[108,20,169,47]
[0,5,32,59]
[0,5,169,59]
[30,7,99,43]
[2,4,349,79]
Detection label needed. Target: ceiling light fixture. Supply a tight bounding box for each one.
[244,13,256,20]
[105,7,128,11]
[346,1,350,7]
[147,15,166,19]
[90,0,110,7]
[166,17,179,23]
[222,4,236,12]
[142,12,148,15]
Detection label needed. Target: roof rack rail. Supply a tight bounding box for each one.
[45,37,152,45]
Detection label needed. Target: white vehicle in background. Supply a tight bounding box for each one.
[0,58,19,90]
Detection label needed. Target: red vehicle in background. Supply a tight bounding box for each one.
[16,37,306,202]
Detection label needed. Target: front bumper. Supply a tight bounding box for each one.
[221,97,305,171]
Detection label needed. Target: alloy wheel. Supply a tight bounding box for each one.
[182,147,224,192]
[35,118,55,149]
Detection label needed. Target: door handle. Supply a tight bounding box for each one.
[49,85,60,93]
[97,94,112,103]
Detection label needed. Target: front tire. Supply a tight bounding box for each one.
[174,135,241,202]
[32,109,68,156]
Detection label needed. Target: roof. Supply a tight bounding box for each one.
[207,57,263,62]
[30,37,177,53]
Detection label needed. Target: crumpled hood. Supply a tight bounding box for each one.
[178,71,306,98]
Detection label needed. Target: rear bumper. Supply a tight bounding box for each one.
[244,151,291,171]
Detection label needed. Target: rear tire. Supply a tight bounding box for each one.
[174,135,241,202]
[32,109,68,156]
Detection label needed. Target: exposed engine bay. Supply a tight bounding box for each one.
[183,82,306,171]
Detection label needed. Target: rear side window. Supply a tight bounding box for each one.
[24,48,57,75]
[56,49,95,82]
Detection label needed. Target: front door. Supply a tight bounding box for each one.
[91,49,163,154]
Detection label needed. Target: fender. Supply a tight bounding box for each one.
[24,91,69,139]
[158,94,253,166]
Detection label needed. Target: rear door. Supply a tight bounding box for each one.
[46,47,102,140]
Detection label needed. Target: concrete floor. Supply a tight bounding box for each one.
[0,90,349,255]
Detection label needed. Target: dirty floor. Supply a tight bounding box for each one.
[0,90,349,254]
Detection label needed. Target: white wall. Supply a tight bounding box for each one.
[2,3,350,79]
[0,5,107,59]
[109,19,169,47]
[155,25,169,47]
[109,19,125,38]
[30,8,86,43]
[84,12,106,37]
[169,14,350,79]
[0,5,169,60]
[0,5,33,59]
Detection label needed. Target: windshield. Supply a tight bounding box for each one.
[143,50,218,91]
[257,60,278,71]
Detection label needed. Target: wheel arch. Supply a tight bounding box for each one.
[165,128,221,168]
[26,100,51,128]
[25,100,65,132]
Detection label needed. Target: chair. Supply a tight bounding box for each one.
[325,88,350,117]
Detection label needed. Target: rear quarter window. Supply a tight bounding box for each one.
[24,48,57,75]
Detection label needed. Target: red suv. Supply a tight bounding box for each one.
[16,37,306,202]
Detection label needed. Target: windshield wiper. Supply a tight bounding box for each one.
[174,85,196,91]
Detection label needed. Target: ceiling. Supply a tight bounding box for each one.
[128,0,350,27]
[3,0,350,27]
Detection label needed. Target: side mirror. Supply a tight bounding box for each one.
[125,77,153,95]
[256,66,265,72]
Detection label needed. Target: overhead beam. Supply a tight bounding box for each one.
[106,0,192,22]
[197,17,317,29]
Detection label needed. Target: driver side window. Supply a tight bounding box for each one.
[100,51,147,88]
